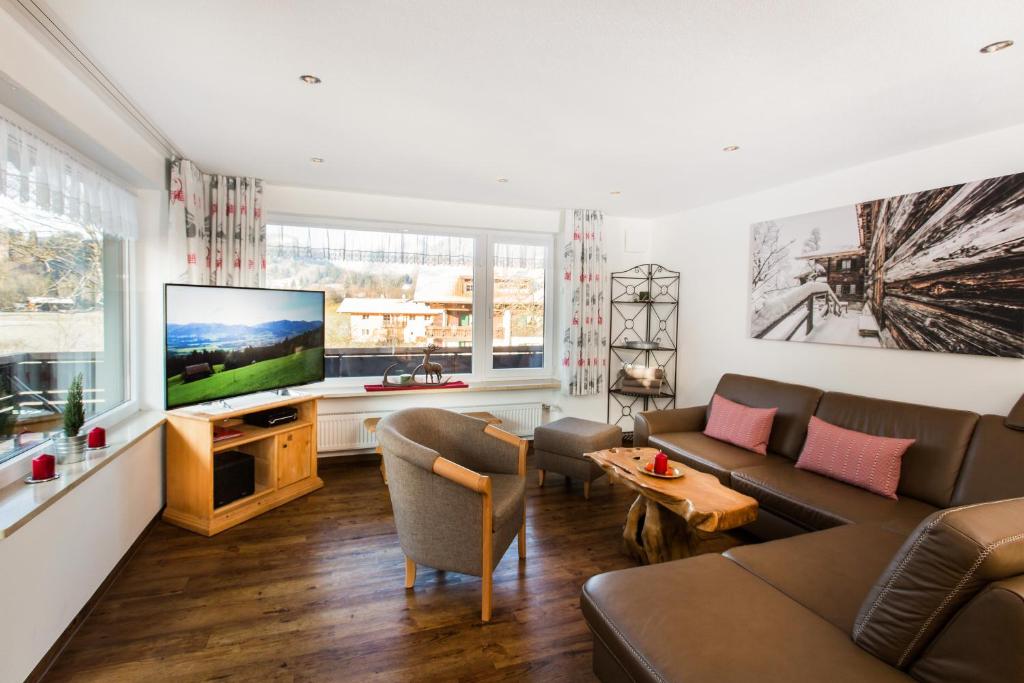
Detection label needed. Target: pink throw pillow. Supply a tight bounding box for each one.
[795,416,915,499]
[703,394,777,455]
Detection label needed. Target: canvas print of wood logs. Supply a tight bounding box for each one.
[748,171,1023,358]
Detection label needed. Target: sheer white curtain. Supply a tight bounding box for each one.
[0,111,138,239]
[168,159,266,287]
[560,209,608,396]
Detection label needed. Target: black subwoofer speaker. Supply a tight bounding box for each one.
[213,450,255,508]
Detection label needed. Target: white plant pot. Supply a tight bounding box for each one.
[53,433,88,465]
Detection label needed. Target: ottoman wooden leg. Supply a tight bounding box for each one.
[538,469,545,487]
[584,480,591,500]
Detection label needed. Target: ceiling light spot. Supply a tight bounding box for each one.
[980,40,1013,54]
[311,157,324,163]
[300,74,322,84]
[496,177,509,183]
[722,145,740,152]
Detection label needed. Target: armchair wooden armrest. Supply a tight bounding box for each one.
[432,456,492,494]
[427,454,501,621]
[484,424,528,569]
[484,424,529,476]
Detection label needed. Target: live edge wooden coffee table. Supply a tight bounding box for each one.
[586,447,758,564]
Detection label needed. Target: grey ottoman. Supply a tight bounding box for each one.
[534,417,622,499]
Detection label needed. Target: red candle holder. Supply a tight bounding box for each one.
[654,451,669,475]
[87,426,106,449]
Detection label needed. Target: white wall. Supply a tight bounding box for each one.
[0,4,164,188]
[654,123,1024,416]
[0,7,169,680]
[265,184,561,234]
[264,184,656,425]
[0,425,163,683]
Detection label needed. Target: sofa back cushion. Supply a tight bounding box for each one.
[709,374,823,459]
[853,498,1024,669]
[795,416,914,499]
[814,392,978,507]
[952,415,1024,506]
[703,394,777,455]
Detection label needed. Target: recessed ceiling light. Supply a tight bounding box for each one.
[722,145,740,152]
[496,177,509,183]
[300,74,322,84]
[610,191,622,197]
[311,157,324,163]
[980,40,1014,54]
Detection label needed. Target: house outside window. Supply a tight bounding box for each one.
[266,223,552,379]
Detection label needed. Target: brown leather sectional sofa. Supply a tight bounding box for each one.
[581,373,1024,683]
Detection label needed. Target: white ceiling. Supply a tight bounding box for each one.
[40,0,1024,217]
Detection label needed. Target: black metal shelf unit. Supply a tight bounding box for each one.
[607,264,680,435]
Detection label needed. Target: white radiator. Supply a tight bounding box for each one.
[318,403,545,453]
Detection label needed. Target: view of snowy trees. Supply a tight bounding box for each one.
[749,204,875,347]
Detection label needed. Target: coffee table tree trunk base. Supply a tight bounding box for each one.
[622,495,743,564]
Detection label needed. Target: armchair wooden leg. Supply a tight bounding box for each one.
[538,469,545,487]
[405,556,416,588]
[584,480,591,500]
[482,568,493,622]
[518,517,527,559]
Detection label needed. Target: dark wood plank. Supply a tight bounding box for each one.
[42,455,640,682]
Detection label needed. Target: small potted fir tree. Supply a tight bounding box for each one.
[54,372,88,464]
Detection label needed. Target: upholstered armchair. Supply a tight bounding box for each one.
[377,408,528,621]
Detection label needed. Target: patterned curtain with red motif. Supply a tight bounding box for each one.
[560,209,608,396]
[168,159,266,287]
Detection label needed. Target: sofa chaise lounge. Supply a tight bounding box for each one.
[582,373,1024,682]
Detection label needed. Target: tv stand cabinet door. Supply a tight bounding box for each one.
[277,426,312,488]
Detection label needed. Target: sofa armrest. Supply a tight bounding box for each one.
[634,405,707,447]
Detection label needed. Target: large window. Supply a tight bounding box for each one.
[266,224,550,379]
[0,196,128,464]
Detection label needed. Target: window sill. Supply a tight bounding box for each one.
[314,377,561,399]
[0,410,165,539]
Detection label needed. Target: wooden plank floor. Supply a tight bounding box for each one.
[44,456,641,682]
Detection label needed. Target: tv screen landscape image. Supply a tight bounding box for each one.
[165,284,325,409]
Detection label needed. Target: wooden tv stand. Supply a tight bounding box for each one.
[163,394,323,536]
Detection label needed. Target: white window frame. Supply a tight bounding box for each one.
[482,231,554,379]
[267,216,556,387]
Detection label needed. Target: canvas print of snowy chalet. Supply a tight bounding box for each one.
[749,171,1024,358]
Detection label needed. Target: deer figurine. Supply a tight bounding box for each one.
[417,343,445,384]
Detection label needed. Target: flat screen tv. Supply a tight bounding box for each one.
[164,284,325,409]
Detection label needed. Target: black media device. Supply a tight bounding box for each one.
[243,405,299,428]
[213,450,255,508]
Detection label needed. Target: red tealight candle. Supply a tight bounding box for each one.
[654,451,668,475]
[32,454,55,480]
[87,426,106,449]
